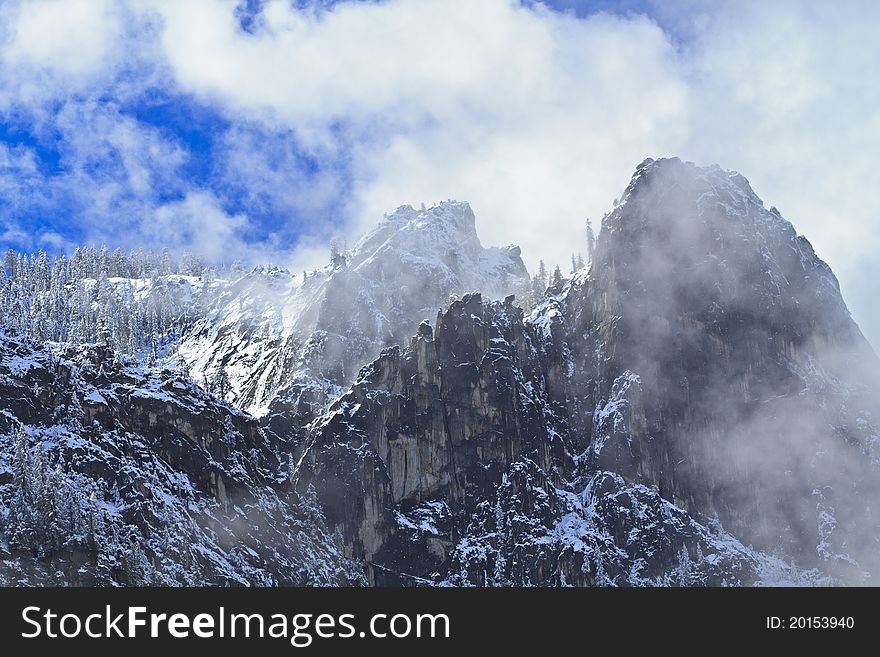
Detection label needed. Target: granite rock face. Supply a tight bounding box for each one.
[0,335,363,586]
[3,158,878,586]
[294,159,880,586]
[565,158,880,581]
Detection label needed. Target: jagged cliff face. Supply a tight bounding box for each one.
[179,201,528,419]
[0,333,363,586]
[293,295,793,585]
[261,201,529,458]
[3,158,878,587]
[294,159,880,586]
[294,296,564,582]
[564,159,880,578]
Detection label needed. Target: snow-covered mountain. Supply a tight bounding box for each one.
[178,200,529,417]
[0,333,363,585]
[294,158,880,585]
[1,159,878,586]
[0,200,528,420]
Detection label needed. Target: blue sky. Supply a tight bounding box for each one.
[0,0,674,260]
[1,0,879,346]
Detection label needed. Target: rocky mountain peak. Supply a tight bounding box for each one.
[3,157,878,588]
[620,157,763,217]
[350,200,480,267]
[344,199,526,297]
[176,199,528,417]
[593,156,865,354]
[294,157,880,586]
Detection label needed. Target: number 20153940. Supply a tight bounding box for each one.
[766,616,854,630]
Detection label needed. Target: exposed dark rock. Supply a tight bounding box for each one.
[4,158,879,587]
[0,335,363,586]
[294,158,880,586]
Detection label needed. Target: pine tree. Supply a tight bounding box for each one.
[35,250,50,293]
[4,249,17,280]
[85,494,106,554]
[70,247,83,280]
[330,238,345,269]
[121,532,150,586]
[676,546,692,586]
[175,350,190,379]
[110,247,125,277]
[532,274,544,299]
[594,549,612,585]
[537,260,547,287]
[45,462,67,549]
[551,265,563,288]
[32,295,48,342]
[160,247,174,276]
[146,309,159,366]
[8,428,34,548]
[99,245,111,278]
[297,483,326,526]
[585,218,595,262]
[33,445,48,520]
[17,253,27,284]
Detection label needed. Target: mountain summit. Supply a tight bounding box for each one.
[177,200,528,416]
[296,158,880,585]
[1,160,878,586]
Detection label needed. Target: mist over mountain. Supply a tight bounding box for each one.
[1,158,877,586]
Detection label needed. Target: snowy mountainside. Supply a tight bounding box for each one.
[292,294,827,586]
[179,200,529,417]
[0,331,362,585]
[0,201,529,419]
[175,267,303,414]
[292,158,880,586]
[2,158,879,587]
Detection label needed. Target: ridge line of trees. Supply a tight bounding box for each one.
[0,245,240,356]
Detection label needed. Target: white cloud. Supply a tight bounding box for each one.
[0,223,29,247]
[4,0,120,72]
[144,191,258,264]
[1,0,124,97]
[0,94,259,262]
[149,0,880,343]
[215,125,345,223]
[152,0,690,267]
[672,0,880,346]
[1,0,878,344]
[155,0,562,130]
[55,100,188,192]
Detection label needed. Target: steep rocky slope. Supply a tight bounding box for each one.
[2,158,878,587]
[293,158,880,585]
[0,332,362,585]
[561,158,880,580]
[180,201,528,418]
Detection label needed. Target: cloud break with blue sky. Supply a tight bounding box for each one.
[1,0,879,345]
